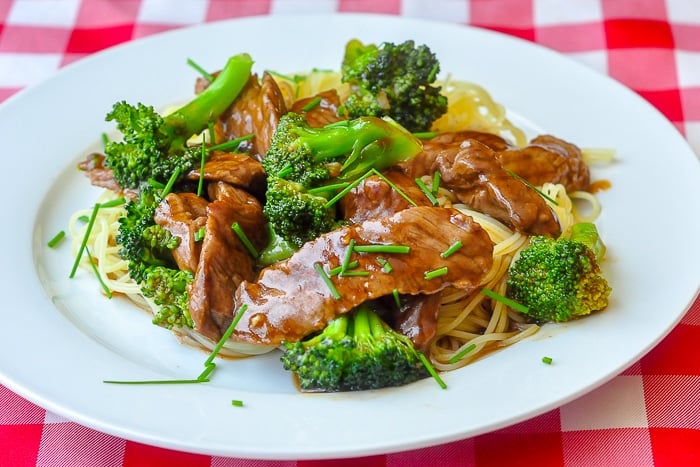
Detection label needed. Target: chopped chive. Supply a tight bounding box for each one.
[104,379,205,385]
[448,343,477,364]
[47,230,66,248]
[418,353,447,389]
[161,167,182,197]
[415,177,439,206]
[208,121,216,145]
[323,170,372,208]
[194,227,206,242]
[431,171,441,195]
[198,135,207,197]
[197,361,216,382]
[440,241,463,258]
[353,244,411,254]
[392,288,401,308]
[301,95,322,111]
[413,131,438,139]
[231,222,259,258]
[376,257,393,273]
[208,134,254,152]
[371,168,418,207]
[340,270,370,277]
[105,305,249,385]
[78,215,90,223]
[101,132,110,147]
[542,356,553,365]
[100,197,126,208]
[480,288,529,313]
[85,247,112,299]
[265,69,300,83]
[341,239,356,274]
[307,182,350,195]
[424,266,448,280]
[231,399,244,407]
[204,304,248,366]
[314,263,341,300]
[329,261,358,276]
[70,203,100,278]
[506,170,559,206]
[186,57,214,82]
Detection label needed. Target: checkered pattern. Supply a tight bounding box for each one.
[1,1,699,465]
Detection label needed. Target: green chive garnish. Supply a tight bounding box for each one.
[47,230,66,248]
[376,257,393,273]
[341,239,356,274]
[105,305,248,385]
[424,266,448,280]
[392,288,401,308]
[314,263,341,300]
[506,170,559,206]
[431,171,441,195]
[231,222,259,258]
[448,343,477,364]
[412,131,438,139]
[197,135,207,197]
[85,247,112,299]
[194,227,206,242]
[78,215,90,223]
[542,356,553,365]
[100,197,126,208]
[186,57,214,82]
[208,134,254,153]
[329,261,359,276]
[415,177,439,206]
[418,353,447,389]
[480,288,529,313]
[301,95,322,111]
[231,399,244,407]
[353,244,411,254]
[440,241,463,258]
[70,203,100,278]
[161,167,182,197]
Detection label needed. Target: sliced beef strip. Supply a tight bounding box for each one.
[215,72,287,159]
[229,206,494,346]
[185,151,266,197]
[290,89,345,127]
[378,292,443,353]
[188,182,268,341]
[154,192,209,273]
[398,139,561,237]
[420,131,589,192]
[339,170,433,224]
[498,135,590,192]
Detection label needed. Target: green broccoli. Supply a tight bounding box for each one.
[104,53,254,189]
[141,266,194,329]
[116,181,193,329]
[506,222,612,323]
[280,304,430,392]
[340,39,448,133]
[261,112,422,250]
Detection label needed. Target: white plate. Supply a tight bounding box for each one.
[1,14,699,460]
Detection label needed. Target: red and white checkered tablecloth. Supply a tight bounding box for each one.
[1,1,699,466]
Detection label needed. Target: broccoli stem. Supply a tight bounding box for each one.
[163,53,254,146]
[301,118,423,182]
[570,222,606,261]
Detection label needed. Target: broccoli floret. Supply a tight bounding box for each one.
[263,177,341,249]
[341,39,448,133]
[506,222,612,323]
[142,266,194,329]
[104,53,254,189]
[116,182,194,329]
[280,304,429,392]
[261,112,422,250]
